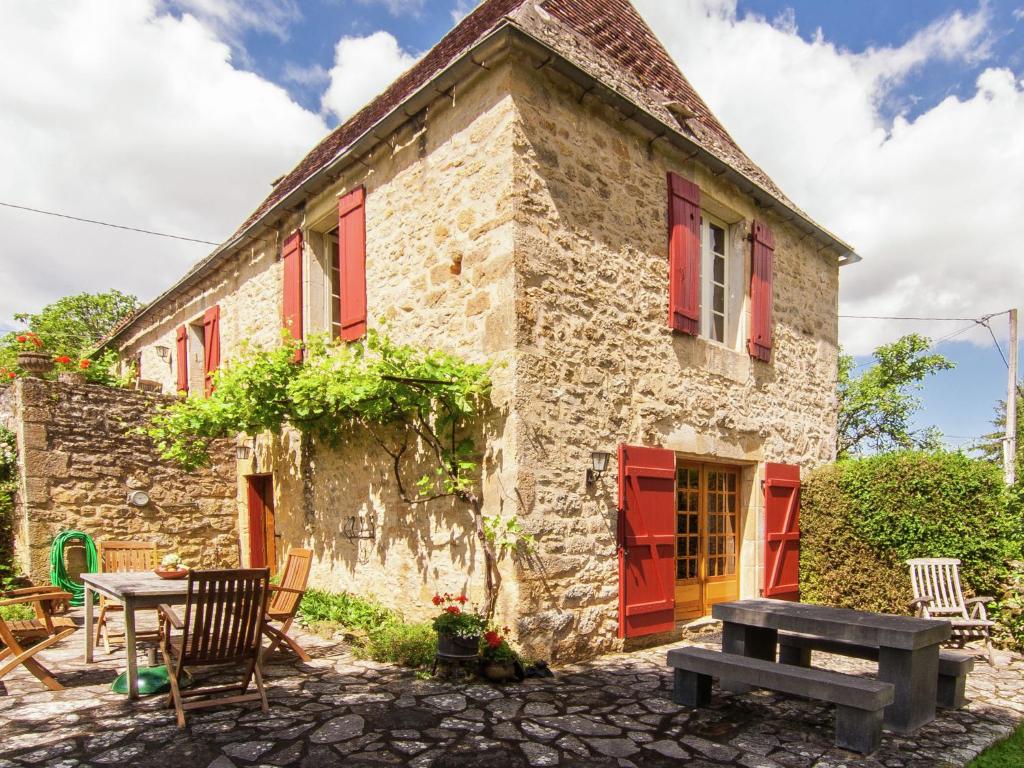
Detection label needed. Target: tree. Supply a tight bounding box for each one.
[0,290,140,376]
[837,334,954,458]
[978,392,1024,478]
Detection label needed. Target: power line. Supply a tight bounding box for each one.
[0,201,220,246]
[839,314,981,321]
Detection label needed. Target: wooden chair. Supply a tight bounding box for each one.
[0,586,76,690]
[907,557,996,665]
[262,548,313,662]
[159,568,270,728]
[95,540,160,653]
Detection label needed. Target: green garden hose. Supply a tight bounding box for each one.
[49,530,98,606]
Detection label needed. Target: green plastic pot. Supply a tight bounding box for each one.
[110,665,193,696]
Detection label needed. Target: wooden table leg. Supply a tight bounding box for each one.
[878,643,939,733]
[84,584,94,664]
[124,597,139,700]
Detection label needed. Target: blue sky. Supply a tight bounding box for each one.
[1,0,1021,454]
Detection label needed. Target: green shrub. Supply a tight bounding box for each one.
[0,603,33,622]
[0,426,17,587]
[358,621,437,668]
[299,589,395,632]
[801,451,1024,649]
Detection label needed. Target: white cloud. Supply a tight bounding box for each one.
[321,31,419,122]
[357,0,425,16]
[0,1,326,321]
[165,0,301,53]
[635,0,1023,354]
[451,0,476,24]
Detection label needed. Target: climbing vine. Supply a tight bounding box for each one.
[0,425,18,589]
[145,331,527,617]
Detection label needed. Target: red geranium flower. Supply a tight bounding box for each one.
[432,594,443,606]
[6,372,14,380]
[16,335,26,343]
[79,359,91,369]
[53,355,71,364]
[445,605,461,615]
[456,595,468,604]
[484,630,502,649]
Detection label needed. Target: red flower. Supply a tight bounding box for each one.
[456,595,468,604]
[79,359,91,370]
[445,605,461,615]
[6,372,14,380]
[16,335,26,343]
[484,630,502,649]
[431,594,443,606]
[53,355,71,364]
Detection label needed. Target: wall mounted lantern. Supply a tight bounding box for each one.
[586,451,612,486]
[154,345,170,363]
[235,436,256,462]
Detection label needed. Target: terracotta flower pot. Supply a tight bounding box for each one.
[16,351,53,378]
[436,632,480,659]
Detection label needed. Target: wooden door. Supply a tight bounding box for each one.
[246,475,277,575]
[674,462,741,620]
[763,462,800,601]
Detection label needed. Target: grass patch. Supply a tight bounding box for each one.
[968,722,1024,767]
[298,589,436,670]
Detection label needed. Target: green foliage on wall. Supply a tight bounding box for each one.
[0,425,18,588]
[801,451,1024,649]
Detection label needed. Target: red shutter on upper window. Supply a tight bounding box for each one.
[763,462,800,601]
[748,220,775,362]
[338,187,367,342]
[618,444,677,639]
[203,305,220,397]
[175,325,188,394]
[668,172,701,335]
[282,231,303,361]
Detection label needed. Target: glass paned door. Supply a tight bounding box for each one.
[674,462,741,620]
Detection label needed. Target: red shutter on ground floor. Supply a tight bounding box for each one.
[203,305,220,397]
[748,220,775,362]
[282,230,303,361]
[763,462,800,601]
[338,187,367,342]
[175,325,188,394]
[668,172,701,335]
[618,444,677,638]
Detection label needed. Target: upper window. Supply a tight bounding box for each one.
[701,216,729,344]
[327,231,341,340]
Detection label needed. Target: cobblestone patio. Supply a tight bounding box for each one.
[1,618,1022,768]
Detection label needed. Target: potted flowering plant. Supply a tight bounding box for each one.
[480,626,519,681]
[53,355,91,384]
[14,333,51,377]
[0,367,16,383]
[431,592,486,659]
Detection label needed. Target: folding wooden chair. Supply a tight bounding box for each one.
[159,568,270,728]
[95,540,160,653]
[0,586,76,691]
[262,548,313,662]
[908,557,996,665]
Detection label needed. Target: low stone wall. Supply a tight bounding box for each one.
[3,378,237,583]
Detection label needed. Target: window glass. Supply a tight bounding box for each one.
[328,231,340,340]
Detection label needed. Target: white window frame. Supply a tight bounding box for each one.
[699,213,730,346]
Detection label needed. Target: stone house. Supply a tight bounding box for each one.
[100,0,859,660]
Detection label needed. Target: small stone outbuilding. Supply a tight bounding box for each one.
[99,0,859,660]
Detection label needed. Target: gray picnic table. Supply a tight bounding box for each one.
[713,599,952,734]
[81,571,190,700]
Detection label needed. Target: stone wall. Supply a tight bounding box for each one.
[507,62,840,660]
[4,378,237,583]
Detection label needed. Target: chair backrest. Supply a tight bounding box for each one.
[907,557,969,618]
[99,541,159,572]
[179,568,269,666]
[268,548,312,617]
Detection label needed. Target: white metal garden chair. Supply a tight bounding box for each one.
[907,557,996,665]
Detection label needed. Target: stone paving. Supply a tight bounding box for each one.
[1,618,1022,768]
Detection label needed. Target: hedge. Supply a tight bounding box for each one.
[801,451,1024,649]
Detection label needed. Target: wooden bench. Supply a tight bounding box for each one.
[668,647,894,755]
[777,632,975,709]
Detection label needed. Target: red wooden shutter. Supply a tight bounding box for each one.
[202,305,220,397]
[668,172,701,335]
[282,231,303,361]
[748,220,774,362]
[763,462,800,601]
[338,187,367,341]
[175,325,188,394]
[618,444,677,638]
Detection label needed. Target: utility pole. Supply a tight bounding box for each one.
[1005,308,1018,486]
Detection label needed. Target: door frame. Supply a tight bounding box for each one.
[245,474,277,575]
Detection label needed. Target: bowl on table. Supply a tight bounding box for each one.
[153,567,189,580]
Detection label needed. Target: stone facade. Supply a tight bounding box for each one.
[1,378,238,583]
[105,47,841,660]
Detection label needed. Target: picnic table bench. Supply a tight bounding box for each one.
[668,646,894,754]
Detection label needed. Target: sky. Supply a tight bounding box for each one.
[0,0,1021,452]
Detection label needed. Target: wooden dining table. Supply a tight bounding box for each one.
[713,599,952,734]
[81,571,190,700]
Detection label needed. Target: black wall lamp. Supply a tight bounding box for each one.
[586,451,612,485]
